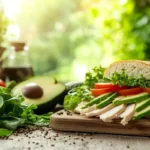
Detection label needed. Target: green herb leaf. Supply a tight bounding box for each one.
[0,117,25,130]
[21,104,52,126]
[0,128,12,136]
[0,86,53,136]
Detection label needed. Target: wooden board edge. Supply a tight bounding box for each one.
[50,110,150,136]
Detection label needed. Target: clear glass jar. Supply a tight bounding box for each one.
[1,42,34,82]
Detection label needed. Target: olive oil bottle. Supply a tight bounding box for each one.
[1,42,34,82]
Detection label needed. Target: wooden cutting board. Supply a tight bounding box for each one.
[50,110,150,136]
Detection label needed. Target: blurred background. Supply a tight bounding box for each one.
[0,0,150,82]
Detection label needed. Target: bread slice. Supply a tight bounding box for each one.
[104,60,150,80]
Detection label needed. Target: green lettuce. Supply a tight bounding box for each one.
[64,66,104,110]
[0,86,52,136]
[84,66,105,88]
[107,70,150,88]
[64,86,94,110]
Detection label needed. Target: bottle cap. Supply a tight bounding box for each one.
[10,42,26,51]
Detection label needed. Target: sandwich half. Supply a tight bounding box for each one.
[64,60,150,125]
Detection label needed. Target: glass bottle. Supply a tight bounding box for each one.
[1,42,34,82]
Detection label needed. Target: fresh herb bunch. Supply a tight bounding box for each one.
[0,85,52,136]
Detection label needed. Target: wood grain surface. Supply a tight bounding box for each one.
[50,110,150,136]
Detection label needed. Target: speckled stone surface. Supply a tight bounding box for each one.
[0,126,150,150]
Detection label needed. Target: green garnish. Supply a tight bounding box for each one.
[0,86,52,136]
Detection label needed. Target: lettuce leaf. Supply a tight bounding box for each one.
[64,66,104,110]
[64,85,94,110]
[108,70,150,88]
[0,86,52,136]
[84,66,105,87]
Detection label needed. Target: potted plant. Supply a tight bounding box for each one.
[0,9,9,56]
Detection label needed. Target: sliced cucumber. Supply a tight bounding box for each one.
[136,98,150,112]
[113,92,149,106]
[96,93,118,108]
[82,92,113,109]
[133,104,150,120]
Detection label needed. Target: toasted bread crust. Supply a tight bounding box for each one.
[104,60,150,80]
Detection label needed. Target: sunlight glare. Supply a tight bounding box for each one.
[6,25,20,41]
[73,63,88,81]
[2,0,21,19]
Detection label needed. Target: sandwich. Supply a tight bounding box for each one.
[64,60,150,125]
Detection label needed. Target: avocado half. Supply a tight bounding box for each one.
[12,76,66,114]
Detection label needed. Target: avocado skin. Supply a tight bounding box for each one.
[38,82,83,113]
[65,81,83,92]
[57,81,83,106]
[34,88,66,114]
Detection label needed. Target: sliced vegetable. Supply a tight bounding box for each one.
[143,88,150,95]
[95,83,118,89]
[82,92,113,109]
[117,87,143,96]
[135,98,150,112]
[96,93,118,108]
[112,96,125,104]
[92,86,128,96]
[113,92,149,106]
[0,80,6,87]
[91,88,111,96]
[133,104,150,120]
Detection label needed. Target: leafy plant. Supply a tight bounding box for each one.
[0,85,52,136]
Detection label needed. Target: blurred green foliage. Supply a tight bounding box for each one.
[0,9,9,46]
[13,0,150,81]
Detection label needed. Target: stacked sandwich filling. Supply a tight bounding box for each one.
[64,60,150,125]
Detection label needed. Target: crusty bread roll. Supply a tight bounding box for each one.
[104,60,150,80]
